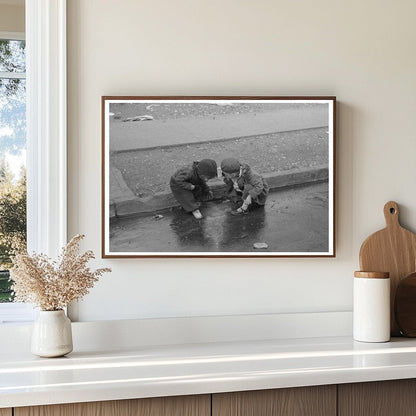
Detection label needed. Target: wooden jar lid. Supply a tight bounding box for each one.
[354,271,390,279]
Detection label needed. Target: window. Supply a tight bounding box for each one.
[0,32,34,322]
[0,34,26,304]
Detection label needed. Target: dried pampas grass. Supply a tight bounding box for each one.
[10,234,111,311]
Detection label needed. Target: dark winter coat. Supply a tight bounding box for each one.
[170,162,211,212]
[224,164,269,205]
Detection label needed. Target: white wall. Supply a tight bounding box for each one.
[0,3,24,33]
[67,0,416,322]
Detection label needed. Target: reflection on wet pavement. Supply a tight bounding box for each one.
[110,181,329,254]
[169,209,217,250]
[218,207,267,251]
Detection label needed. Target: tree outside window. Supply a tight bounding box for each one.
[0,38,27,302]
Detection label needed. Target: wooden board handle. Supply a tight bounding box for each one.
[384,201,400,228]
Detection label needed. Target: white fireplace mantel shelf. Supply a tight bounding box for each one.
[2,329,416,409]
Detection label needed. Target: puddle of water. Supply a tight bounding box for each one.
[110,182,329,254]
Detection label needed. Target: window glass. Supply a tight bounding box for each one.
[0,39,26,72]
[0,39,27,303]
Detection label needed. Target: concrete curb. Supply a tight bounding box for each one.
[110,166,329,219]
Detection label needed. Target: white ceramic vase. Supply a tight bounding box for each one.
[31,310,73,357]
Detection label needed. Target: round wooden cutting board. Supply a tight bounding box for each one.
[359,201,416,336]
[395,272,416,337]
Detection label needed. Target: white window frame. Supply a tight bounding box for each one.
[0,0,67,324]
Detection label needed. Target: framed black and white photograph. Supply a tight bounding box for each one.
[102,96,336,258]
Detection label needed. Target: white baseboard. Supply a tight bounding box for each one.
[0,311,352,353]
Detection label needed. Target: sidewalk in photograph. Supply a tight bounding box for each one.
[110,181,329,253]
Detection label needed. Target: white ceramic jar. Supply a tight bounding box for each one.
[353,271,390,343]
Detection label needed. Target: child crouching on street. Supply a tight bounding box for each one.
[170,159,218,219]
[220,157,269,215]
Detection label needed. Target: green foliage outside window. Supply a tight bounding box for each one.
[0,162,26,302]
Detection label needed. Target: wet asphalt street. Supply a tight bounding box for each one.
[110,181,329,254]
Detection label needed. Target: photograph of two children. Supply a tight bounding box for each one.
[102,96,335,257]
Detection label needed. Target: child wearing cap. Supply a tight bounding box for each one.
[170,159,218,219]
[220,157,269,215]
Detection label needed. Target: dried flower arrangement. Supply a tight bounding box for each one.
[10,234,111,311]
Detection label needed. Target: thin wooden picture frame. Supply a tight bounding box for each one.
[102,96,336,258]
